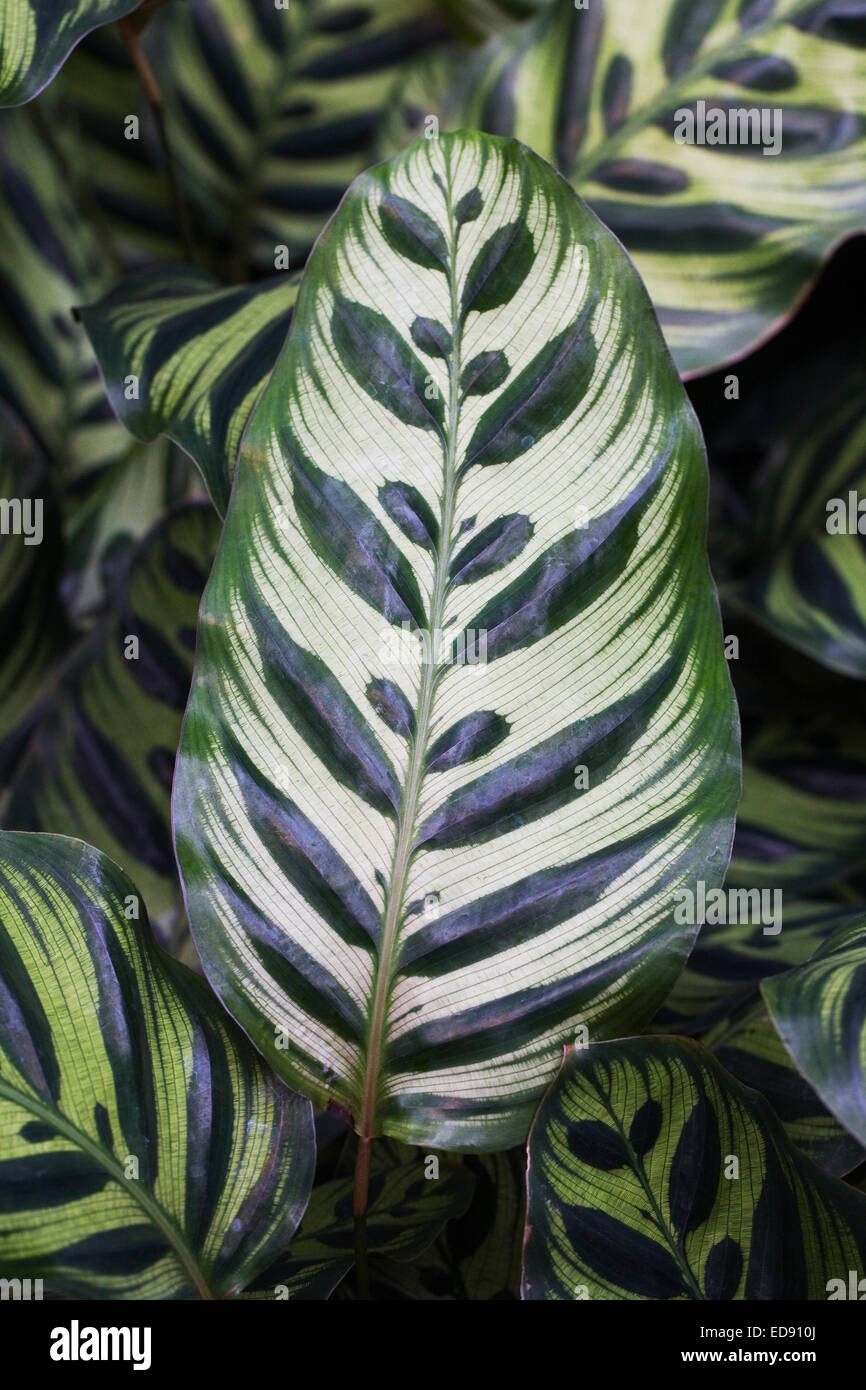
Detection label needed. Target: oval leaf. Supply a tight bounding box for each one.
[524,1037,866,1300]
[174,130,739,1151]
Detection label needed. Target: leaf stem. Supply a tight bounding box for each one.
[118,16,195,261]
[352,1134,373,1300]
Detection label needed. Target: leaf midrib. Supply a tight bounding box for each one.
[0,1075,215,1299]
[358,148,463,1141]
[563,0,819,184]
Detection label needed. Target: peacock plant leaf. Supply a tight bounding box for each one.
[79,267,299,515]
[523,1036,866,1300]
[0,831,314,1299]
[701,995,864,1177]
[5,502,220,935]
[149,0,448,277]
[0,0,139,106]
[440,0,866,376]
[763,918,866,1149]
[173,129,740,1151]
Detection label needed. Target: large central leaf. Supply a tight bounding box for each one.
[174,130,739,1150]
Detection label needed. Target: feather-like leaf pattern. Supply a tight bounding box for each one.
[0,831,314,1299]
[523,1037,866,1299]
[174,130,739,1151]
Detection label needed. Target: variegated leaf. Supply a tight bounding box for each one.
[523,1037,866,1300]
[763,918,866,1148]
[80,267,299,514]
[702,995,864,1176]
[0,831,314,1299]
[439,0,866,375]
[5,503,220,935]
[150,0,447,276]
[173,130,739,1151]
[0,0,139,106]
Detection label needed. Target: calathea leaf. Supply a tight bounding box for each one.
[0,831,314,1299]
[440,0,866,375]
[0,408,68,786]
[148,0,448,276]
[652,899,866,1035]
[5,503,221,937]
[174,129,739,1150]
[523,1037,866,1300]
[702,995,864,1177]
[244,1147,474,1299]
[52,24,183,267]
[723,342,866,677]
[80,267,300,514]
[763,919,866,1149]
[727,626,866,894]
[651,900,866,1176]
[0,0,140,106]
[436,1147,525,1299]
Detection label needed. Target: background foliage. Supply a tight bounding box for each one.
[1,0,865,1301]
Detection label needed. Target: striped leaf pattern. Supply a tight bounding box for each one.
[0,415,68,784]
[728,347,866,677]
[523,1037,866,1300]
[245,1149,474,1298]
[702,996,864,1176]
[443,0,866,375]
[763,919,866,1148]
[174,130,739,1151]
[652,899,866,1034]
[80,268,299,515]
[5,503,220,933]
[0,0,139,106]
[53,24,183,267]
[0,831,314,1299]
[152,0,447,275]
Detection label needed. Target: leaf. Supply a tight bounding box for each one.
[763,919,866,1149]
[436,0,552,44]
[0,409,68,783]
[149,0,448,276]
[652,898,866,1034]
[442,0,866,375]
[0,831,314,1299]
[702,995,864,1177]
[725,343,866,677]
[79,267,299,514]
[523,1037,866,1300]
[174,129,739,1150]
[436,1148,525,1298]
[53,24,183,267]
[244,1147,474,1298]
[0,0,140,105]
[5,503,220,932]
[726,621,866,893]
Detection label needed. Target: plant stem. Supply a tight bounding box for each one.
[353,1134,372,1300]
[118,16,195,261]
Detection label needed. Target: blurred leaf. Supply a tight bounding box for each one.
[5,502,220,934]
[243,1146,474,1299]
[440,0,866,375]
[702,995,864,1177]
[148,0,448,277]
